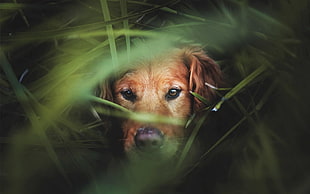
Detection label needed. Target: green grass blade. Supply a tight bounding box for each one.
[0,3,24,10]
[89,95,130,113]
[190,91,211,106]
[186,116,247,174]
[92,96,185,126]
[213,65,267,111]
[120,0,131,61]
[176,112,209,170]
[100,0,119,67]
[0,50,71,184]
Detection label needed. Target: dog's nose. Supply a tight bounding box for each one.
[134,127,164,150]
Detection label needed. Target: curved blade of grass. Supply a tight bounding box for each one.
[88,95,130,113]
[92,95,185,126]
[95,106,185,126]
[213,65,267,111]
[100,0,118,67]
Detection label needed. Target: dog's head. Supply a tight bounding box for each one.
[100,46,222,158]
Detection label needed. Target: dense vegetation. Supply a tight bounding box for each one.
[1,0,309,193]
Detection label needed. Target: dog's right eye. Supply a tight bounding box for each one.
[166,88,181,100]
[121,89,136,101]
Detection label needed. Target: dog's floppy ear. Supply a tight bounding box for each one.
[100,80,114,101]
[182,46,223,111]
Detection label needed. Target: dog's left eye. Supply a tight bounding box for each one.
[121,89,136,101]
[166,88,181,100]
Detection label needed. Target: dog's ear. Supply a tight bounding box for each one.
[100,80,114,101]
[182,46,223,111]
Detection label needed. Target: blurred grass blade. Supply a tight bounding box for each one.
[159,6,206,22]
[3,28,159,42]
[177,112,209,170]
[0,50,28,104]
[0,50,71,184]
[231,0,292,33]
[0,3,24,10]
[120,0,131,61]
[248,6,292,33]
[127,1,204,21]
[187,116,247,174]
[95,107,185,126]
[89,95,130,113]
[100,0,119,67]
[12,0,29,27]
[31,39,110,99]
[92,95,185,126]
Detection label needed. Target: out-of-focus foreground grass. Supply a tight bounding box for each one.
[1,0,309,194]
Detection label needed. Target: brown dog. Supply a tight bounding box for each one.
[101,46,222,158]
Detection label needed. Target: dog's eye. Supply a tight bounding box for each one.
[121,89,136,101]
[166,88,181,100]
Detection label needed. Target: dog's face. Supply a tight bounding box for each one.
[101,46,222,158]
[114,59,192,153]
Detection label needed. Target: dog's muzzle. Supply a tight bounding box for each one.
[134,127,164,150]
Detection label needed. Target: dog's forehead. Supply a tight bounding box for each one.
[117,60,189,88]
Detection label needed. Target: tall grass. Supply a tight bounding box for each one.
[1,0,309,194]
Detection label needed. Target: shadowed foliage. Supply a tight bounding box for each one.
[1,0,309,194]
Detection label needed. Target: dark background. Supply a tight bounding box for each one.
[1,0,310,194]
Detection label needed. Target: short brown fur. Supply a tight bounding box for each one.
[101,46,222,153]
